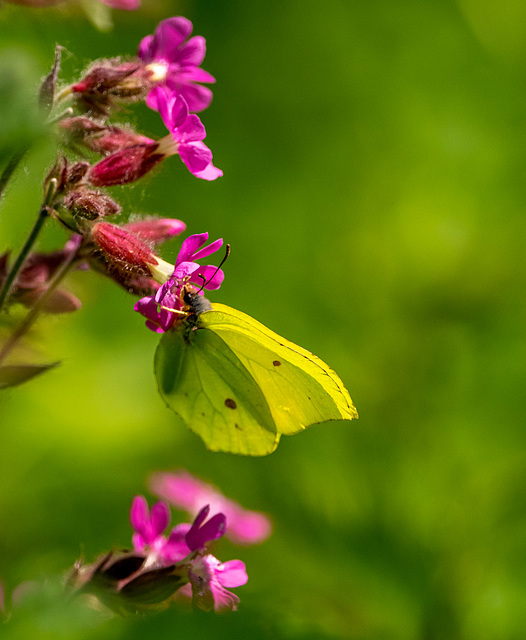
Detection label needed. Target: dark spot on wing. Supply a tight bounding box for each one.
[235,423,242,430]
[225,398,237,409]
[273,360,281,366]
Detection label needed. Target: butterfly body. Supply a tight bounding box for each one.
[155,302,358,456]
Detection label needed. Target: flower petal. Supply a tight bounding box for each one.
[176,83,214,113]
[177,233,208,263]
[216,560,248,588]
[178,35,206,66]
[176,114,206,142]
[150,501,170,536]
[138,34,154,60]
[130,495,149,531]
[190,265,224,290]
[179,141,212,175]
[153,17,193,60]
[179,67,216,84]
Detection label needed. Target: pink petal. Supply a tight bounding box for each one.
[193,163,223,181]
[166,81,213,113]
[216,560,248,588]
[190,265,224,290]
[172,261,200,281]
[229,511,272,545]
[138,34,154,60]
[177,114,206,142]
[179,67,216,84]
[130,495,149,531]
[150,501,170,536]
[153,17,193,60]
[178,36,206,67]
[192,237,223,261]
[178,233,208,262]
[179,141,212,175]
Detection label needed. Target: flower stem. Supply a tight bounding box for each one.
[0,178,57,313]
[0,242,81,366]
[0,145,29,204]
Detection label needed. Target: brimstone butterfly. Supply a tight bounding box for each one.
[154,287,358,456]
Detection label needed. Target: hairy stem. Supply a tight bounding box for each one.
[0,178,57,313]
[0,242,81,366]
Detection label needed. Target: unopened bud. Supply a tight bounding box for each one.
[88,144,164,187]
[64,189,121,220]
[70,60,155,115]
[91,222,159,271]
[66,161,90,186]
[124,218,186,244]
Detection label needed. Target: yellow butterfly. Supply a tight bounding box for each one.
[155,299,358,456]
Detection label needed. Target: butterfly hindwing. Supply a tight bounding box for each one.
[155,324,279,456]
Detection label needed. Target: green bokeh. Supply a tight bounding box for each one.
[1,0,526,638]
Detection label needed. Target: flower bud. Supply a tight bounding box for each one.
[91,222,160,271]
[70,60,157,116]
[88,144,164,187]
[124,218,186,244]
[59,117,154,156]
[63,189,121,220]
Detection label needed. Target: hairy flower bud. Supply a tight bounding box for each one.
[91,222,159,271]
[70,60,158,116]
[59,117,153,156]
[63,189,121,220]
[124,218,186,244]
[88,144,164,187]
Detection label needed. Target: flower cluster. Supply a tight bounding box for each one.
[70,490,253,614]
[59,16,221,186]
[0,16,225,329]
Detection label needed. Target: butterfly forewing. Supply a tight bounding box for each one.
[201,304,358,435]
[155,325,279,456]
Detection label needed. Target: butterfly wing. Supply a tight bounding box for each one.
[200,304,358,435]
[155,324,279,456]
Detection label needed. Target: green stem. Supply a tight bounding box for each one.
[0,178,57,313]
[0,207,48,313]
[0,242,81,366]
[0,145,29,203]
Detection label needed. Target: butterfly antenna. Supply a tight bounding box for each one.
[195,244,230,295]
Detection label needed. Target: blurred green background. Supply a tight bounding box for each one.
[2,0,526,638]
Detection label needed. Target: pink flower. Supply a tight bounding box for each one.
[150,470,272,545]
[87,89,221,185]
[187,555,248,612]
[130,495,170,556]
[154,87,222,181]
[135,232,224,333]
[130,497,226,564]
[138,16,215,113]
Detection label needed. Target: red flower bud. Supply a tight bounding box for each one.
[124,218,186,244]
[88,144,164,187]
[91,222,159,271]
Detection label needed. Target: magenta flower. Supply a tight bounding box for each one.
[135,232,224,333]
[130,495,171,559]
[187,555,248,612]
[154,87,222,181]
[138,16,215,113]
[150,470,272,545]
